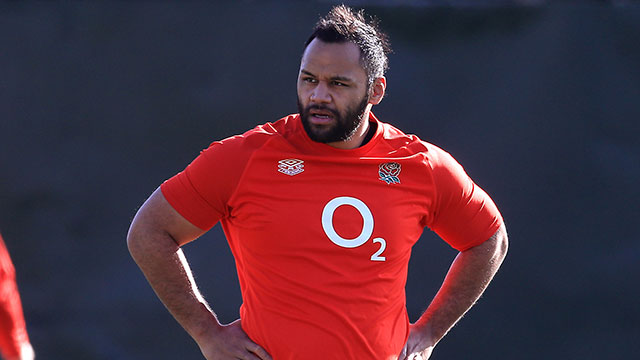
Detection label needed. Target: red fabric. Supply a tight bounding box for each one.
[161,113,503,359]
[0,234,29,358]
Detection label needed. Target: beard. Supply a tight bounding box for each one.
[298,95,370,144]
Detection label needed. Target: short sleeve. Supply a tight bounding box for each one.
[161,135,250,231]
[427,149,503,251]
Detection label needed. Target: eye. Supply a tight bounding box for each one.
[302,77,317,84]
[332,81,347,87]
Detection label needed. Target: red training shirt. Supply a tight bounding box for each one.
[0,234,30,359]
[161,113,503,359]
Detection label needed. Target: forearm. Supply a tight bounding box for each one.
[127,190,271,360]
[415,225,508,345]
[127,228,220,342]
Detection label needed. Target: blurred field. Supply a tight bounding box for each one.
[0,1,638,359]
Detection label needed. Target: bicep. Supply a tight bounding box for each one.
[128,187,207,248]
[462,223,508,262]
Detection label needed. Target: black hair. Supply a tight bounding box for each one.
[304,5,392,87]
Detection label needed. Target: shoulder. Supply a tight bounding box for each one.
[205,114,299,156]
[375,121,468,188]
[377,121,453,163]
[376,122,426,152]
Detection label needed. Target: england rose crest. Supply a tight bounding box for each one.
[379,162,401,184]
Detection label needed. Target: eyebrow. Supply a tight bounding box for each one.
[300,70,355,83]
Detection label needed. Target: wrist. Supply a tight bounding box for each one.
[188,303,223,344]
[411,321,437,348]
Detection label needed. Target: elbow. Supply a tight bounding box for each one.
[494,223,509,263]
[126,218,181,266]
[126,207,156,262]
[126,217,153,263]
[126,223,143,261]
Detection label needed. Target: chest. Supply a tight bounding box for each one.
[224,151,434,264]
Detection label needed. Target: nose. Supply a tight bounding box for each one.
[310,82,331,104]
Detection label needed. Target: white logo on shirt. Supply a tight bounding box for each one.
[321,196,386,261]
[278,159,304,176]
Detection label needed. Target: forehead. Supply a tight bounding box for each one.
[300,39,366,80]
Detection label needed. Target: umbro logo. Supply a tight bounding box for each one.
[278,159,304,176]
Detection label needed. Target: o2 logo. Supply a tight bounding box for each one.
[321,196,386,262]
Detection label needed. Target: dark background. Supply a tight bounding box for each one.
[1,1,638,359]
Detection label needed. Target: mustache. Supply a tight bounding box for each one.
[304,105,339,118]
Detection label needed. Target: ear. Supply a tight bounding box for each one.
[368,76,386,105]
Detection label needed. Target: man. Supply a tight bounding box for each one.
[0,234,35,360]
[128,5,508,360]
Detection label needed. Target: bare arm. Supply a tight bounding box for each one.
[127,188,271,360]
[400,224,509,359]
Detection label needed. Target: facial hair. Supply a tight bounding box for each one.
[298,95,370,144]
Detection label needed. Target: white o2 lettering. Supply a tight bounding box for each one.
[371,238,387,262]
[322,197,373,248]
[321,196,386,262]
